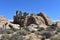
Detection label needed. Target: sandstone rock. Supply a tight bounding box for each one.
[38,25,48,29]
[0,16,6,23]
[51,22,56,26]
[24,14,46,26]
[31,14,46,25]
[37,12,53,26]
[13,11,53,27]
[24,15,30,26]
[56,21,60,27]
[0,22,10,30]
[8,23,20,30]
[1,21,20,30]
[27,24,38,32]
[0,16,7,30]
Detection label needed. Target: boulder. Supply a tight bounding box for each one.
[56,21,60,27]
[24,14,46,26]
[27,24,38,32]
[37,12,53,26]
[13,12,53,27]
[0,16,6,23]
[8,23,20,30]
[38,25,48,29]
[0,22,10,30]
[24,15,30,26]
[31,14,46,25]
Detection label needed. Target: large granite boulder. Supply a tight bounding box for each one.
[24,14,46,26]
[0,16,7,30]
[26,24,38,32]
[37,12,53,26]
[0,21,20,30]
[23,15,30,26]
[13,11,53,27]
[7,22,20,30]
[0,16,6,23]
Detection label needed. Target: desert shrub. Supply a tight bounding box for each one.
[51,35,60,40]
[41,31,52,39]
[24,27,30,32]
[9,35,24,40]
[40,27,44,30]
[38,27,44,31]
[46,26,57,31]
[6,30,14,34]
[20,29,29,35]
[41,37,45,40]
[31,30,36,33]
[9,30,25,40]
[2,29,14,34]
[1,34,10,40]
[50,26,56,30]
[57,28,60,33]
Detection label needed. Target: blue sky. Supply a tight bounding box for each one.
[0,0,60,21]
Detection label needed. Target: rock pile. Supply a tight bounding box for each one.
[13,11,53,27]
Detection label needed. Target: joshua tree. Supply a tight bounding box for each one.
[13,10,19,24]
[16,10,19,16]
[13,10,25,30]
[19,11,22,19]
[23,12,27,17]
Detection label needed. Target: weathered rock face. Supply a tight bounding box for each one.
[13,11,53,27]
[56,22,60,27]
[0,16,6,23]
[23,15,30,26]
[37,12,53,26]
[23,12,53,27]
[8,23,20,29]
[0,21,20,30]
[0,16,7,30]
[31,14,46,25]
[27,24,38,32]
[24,14,46,26]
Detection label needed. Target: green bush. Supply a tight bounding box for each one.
[51,35,60,40]
[1,34,10,40]
[41,31,52,39]
[38,27,44,31]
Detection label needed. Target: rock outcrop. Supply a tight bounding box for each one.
[37,12,53,26]
[0,16,7,30]
[8,22,20,29]
[0,21,20,30]
[13,11,53,27]
[0,16,6,23]
[24,14,46,26]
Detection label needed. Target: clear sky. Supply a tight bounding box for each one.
[0,0,60,21]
